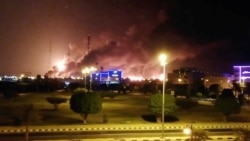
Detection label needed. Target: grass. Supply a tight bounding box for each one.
[0,91,250,126]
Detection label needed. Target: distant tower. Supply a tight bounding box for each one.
[67,45,70,64]
[87,34,91,55]
[49,38,52,69]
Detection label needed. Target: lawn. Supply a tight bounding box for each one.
[0,91,250,126]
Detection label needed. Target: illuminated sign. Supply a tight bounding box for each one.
[242,71,250,74]
[233,65,250,82]
[91,69,122,84]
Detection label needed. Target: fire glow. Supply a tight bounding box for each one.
[44,9,217,80]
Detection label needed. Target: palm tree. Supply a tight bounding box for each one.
[22,103,41,141]
[22,104,36,141]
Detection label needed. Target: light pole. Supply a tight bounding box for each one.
[82,67,90,89]
[88,66,97,91]
[183,123,193,141]
[158,53,167,139]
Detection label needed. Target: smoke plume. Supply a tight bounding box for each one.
[47,7,224,78]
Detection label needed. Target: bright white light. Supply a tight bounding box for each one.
[159,74,164,81]
[19,74,25,80]
[82,66,97,74]
[70,76,76,80]
[178,78,182,82]
[89,66,97,72]
[158,53,167,66]
[128,76,144,81]
[183,128,192,135]
[82,68,90,74]
[159,74,168,81]
[28,76,36,80]
[56,60,66,72]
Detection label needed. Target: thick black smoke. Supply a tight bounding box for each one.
[62,12,221,78]
[47,0,250,78]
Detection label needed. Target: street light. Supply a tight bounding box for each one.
[158,53,167,139]
[183,123,193,141]
[82,66,97,91]
[82,67,90,89]
[89,66,97,91]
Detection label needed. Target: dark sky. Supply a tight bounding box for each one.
[0,0,250,77]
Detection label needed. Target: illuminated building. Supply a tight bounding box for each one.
[91,69,122,84]
[170,67,207,85]
[203,75,232,89]
[166,68,207,96]
[0,75,18,82]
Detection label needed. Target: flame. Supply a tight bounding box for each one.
[55,58,66,72]
[127,75,145,81]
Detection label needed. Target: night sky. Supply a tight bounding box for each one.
[0,0,250,77]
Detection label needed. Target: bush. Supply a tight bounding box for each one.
[5,104,41,126]
[2,90,19,99]
[46,96,67,104]
[46,96,67,110]
[214,89,240,122]
[196,92,203,98]
[100,91,118,99]
[148,93,176,122]
[69,88,102,124]
[175,98,198,111]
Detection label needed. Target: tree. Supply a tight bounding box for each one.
[35,75,42,92]
[232,80,242,95]
[148,92,176,122]
[46,96,67,110]
[69,88,102,124]
[175,98,198,112]
[208,84,221,99]
[2,90,19,99]
[23,104,34,141]
[214,89,240,122]
[17,104,41,141]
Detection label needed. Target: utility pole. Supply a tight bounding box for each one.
[87,34,91,55]
[49,38,52,70]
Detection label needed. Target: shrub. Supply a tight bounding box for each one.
[175,98,198,111]
[215,89,241,122]
[46,96,67,110]
[100,91,118,99]
[148,93,176,122]
[2,90,19,99]
[196,92,203,98]
[70,88,102,124]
